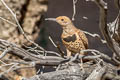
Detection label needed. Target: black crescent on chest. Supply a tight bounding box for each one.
[63,34,77,42]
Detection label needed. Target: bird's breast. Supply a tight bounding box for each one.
[62,33,86,53]
[62,34,76,42]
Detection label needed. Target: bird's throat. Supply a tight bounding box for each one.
[62,24,77,35]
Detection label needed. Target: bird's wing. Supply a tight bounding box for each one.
[77,29,88,49]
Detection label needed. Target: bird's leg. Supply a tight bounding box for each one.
[67,49,71,57]
[65,49,72,66]
[80,57,85,73]
[78,52,85,73]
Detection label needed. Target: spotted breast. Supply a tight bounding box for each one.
[62,30,87,54]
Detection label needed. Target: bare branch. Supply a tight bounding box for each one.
[0,63,19,76]
[81,49,111,60]
[0,38,65,66]
[72,0,78,21]
[0,38,113,66]
[90,0,120,60]
[0,0,45,51]
[0,48,11,59]
[83,30,106,44]
[0,16,17,26]
[24,63,89,80]
[86,65,106,80]
[49,36,64,57]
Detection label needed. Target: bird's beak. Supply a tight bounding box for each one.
[45,18,57,22]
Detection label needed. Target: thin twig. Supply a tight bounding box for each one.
[72,0,78,21]
[0,63,19,76]
[49,36,65,57]
[0,63,14,69]
[83,16,88,20]
[83,30,106,44]
[49,36,57,47]
[0,47,11,59]
[0,16,17,26]
[86,65,106,80]
[0,60,6,65]
[80,49,120,65]
[80,49,111,59]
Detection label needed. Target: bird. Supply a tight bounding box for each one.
[46,16,88,57]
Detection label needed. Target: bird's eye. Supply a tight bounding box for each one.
[61,19,64,21]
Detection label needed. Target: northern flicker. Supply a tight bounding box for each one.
[46,16,88,57]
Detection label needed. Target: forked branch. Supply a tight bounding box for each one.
[93,0,120,60]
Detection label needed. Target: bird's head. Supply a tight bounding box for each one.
[56,16,72,26]
[45,16,72,27]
